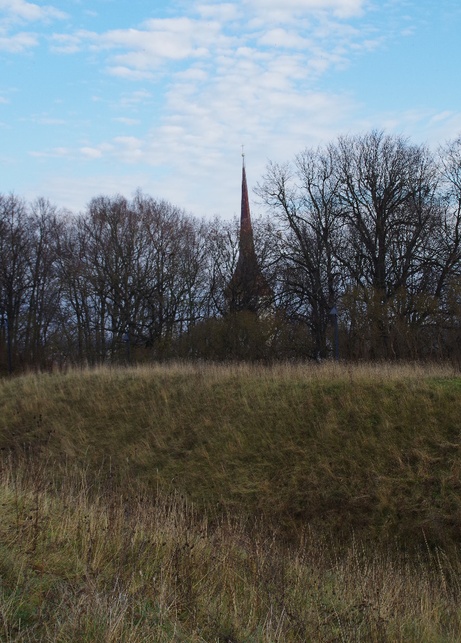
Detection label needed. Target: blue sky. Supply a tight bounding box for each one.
[1,0,460,219]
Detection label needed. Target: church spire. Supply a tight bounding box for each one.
[239,149,256,256]
[225,152,272,313]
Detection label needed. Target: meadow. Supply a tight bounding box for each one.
[1,361,461,641]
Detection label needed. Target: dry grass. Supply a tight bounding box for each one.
[1,453,461,642]
[1,361,461,640]
[2,360,461,543]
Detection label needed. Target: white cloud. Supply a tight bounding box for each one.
[0,31,37,52]
[0,0,66,23]
[81,17,224,72]
[119,90,152,106]
[176,67,209,82]
[40,0,373,211]
[50,33,82,54]
[113,117,141,126]
[244,0,365,19]
[258,28,313,49]
[24,0,417,217]
[0,0,67,54]
[196,3,241,21]
[80,146,104,159]
[48,0,373,85]
[112,136,144,163]
[431,111,453,124]
[29,147,72,158]
[53,147,72,157]
[74,138,145,164]
[107,66,154,81]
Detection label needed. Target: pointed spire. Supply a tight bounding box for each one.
[225,152,272,313]
[240,145,252,239]
[239,150,256,263]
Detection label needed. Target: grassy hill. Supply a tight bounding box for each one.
[1,361,461,641]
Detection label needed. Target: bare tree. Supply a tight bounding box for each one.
[24,198,64,367]
[256,148,343,358]
[0,194,32,372]
[333,131,440,357]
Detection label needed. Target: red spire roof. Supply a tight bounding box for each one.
[241,155,252,235]
[225,153,272,313]
[239,154,256,257]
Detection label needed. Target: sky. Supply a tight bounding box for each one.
[1,0,461,220]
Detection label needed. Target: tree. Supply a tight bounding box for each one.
[132,192,208,355]
[0,194,32,372]
[257,131,456,359]
[55,193,211,363]
[24,198,64,367]
[333,131,440,357]
[257,148,343,358]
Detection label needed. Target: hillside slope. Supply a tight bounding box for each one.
[1,362,460,547]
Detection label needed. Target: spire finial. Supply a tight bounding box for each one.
[241,144,245,167]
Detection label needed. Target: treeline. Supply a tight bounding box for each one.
[1,130,461,372]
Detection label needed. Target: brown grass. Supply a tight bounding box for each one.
[1,361,461,640]
[1,452,461,642]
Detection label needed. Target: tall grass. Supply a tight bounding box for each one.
[1,361,461,640]
[1,361,460,544]
[1,453,461,642]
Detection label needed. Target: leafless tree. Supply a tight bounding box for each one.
[333,131,441,357]
[0,194,33,371]
[256,148,343,358]
[24,198,64,367]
